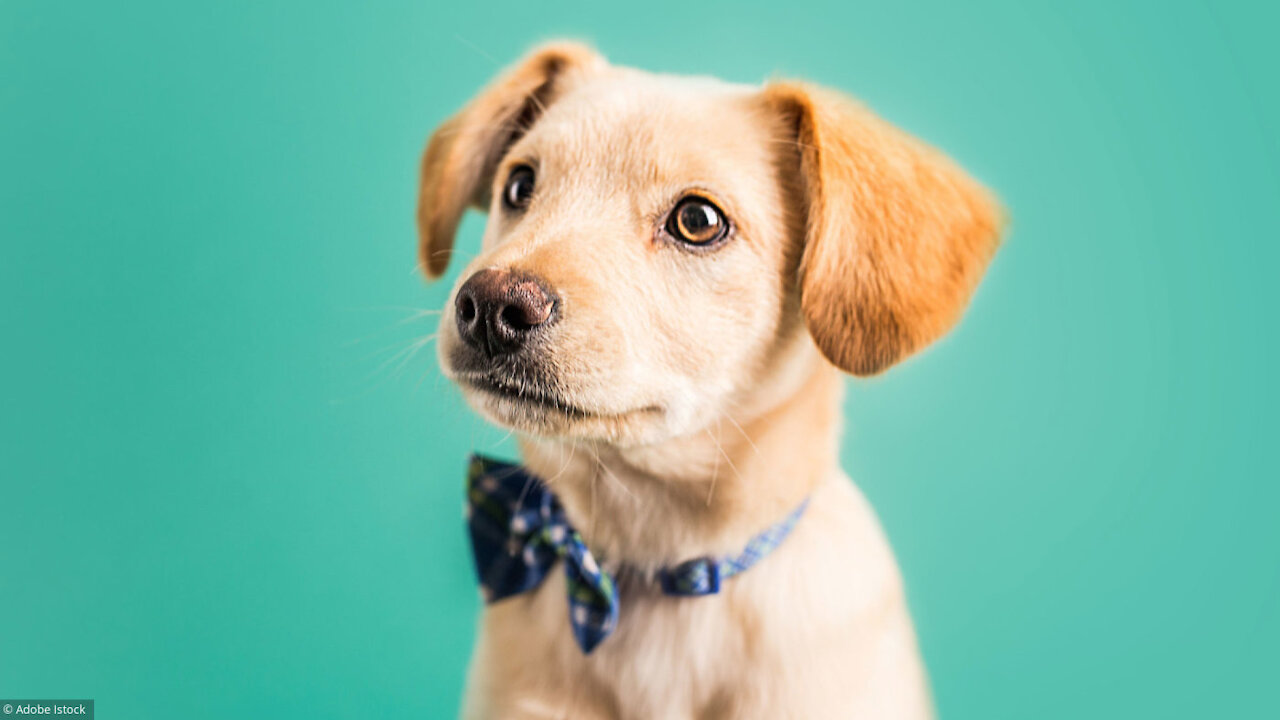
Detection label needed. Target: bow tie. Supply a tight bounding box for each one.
[465,454,808,654]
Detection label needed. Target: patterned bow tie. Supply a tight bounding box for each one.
[465,454,808,654]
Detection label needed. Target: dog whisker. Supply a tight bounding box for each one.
[453,34,502,69]
[421,119,526,142]
[723,414,762,457]
[359,333,430,364]
[706,425,722,507]
[588,443,599,542]
[547,438,575,484]
[592,447,636,503]
[428,246,472,259]
[704,422,743,491]
[364,333,438,382]
[339,307,441,349]
[489,425,516,448]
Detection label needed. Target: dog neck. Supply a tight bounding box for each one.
[517,357,844,570]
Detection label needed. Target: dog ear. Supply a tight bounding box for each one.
[417,42,606,278]
[764,82,1003,376]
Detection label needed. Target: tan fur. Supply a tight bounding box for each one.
[419,42,1001,719]
[763,84,1003,376]
[418,43,606,278]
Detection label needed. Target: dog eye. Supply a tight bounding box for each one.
[667,197,728,246]
[503,165,536,210]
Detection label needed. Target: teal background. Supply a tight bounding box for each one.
[2,1,1276,717]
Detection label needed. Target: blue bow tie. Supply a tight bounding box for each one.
[465,454,808,654]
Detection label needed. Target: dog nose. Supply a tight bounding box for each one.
[455,268,559,357]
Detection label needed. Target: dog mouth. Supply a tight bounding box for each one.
[457,372,593,418]
[447,346,666,439]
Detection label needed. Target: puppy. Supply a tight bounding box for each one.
[418,42,1001,719]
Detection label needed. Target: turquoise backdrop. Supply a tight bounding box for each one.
[2,1,1277,717]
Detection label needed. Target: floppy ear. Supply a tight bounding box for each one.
[764,82,1003,376]
[417,42,605,278]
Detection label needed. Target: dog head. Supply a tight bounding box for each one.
[420,43,1001,446]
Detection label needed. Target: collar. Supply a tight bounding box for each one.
[464,453,808,653]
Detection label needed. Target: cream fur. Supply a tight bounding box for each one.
[418,42,1001,719]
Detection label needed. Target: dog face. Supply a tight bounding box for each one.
[420,44,1000,446]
